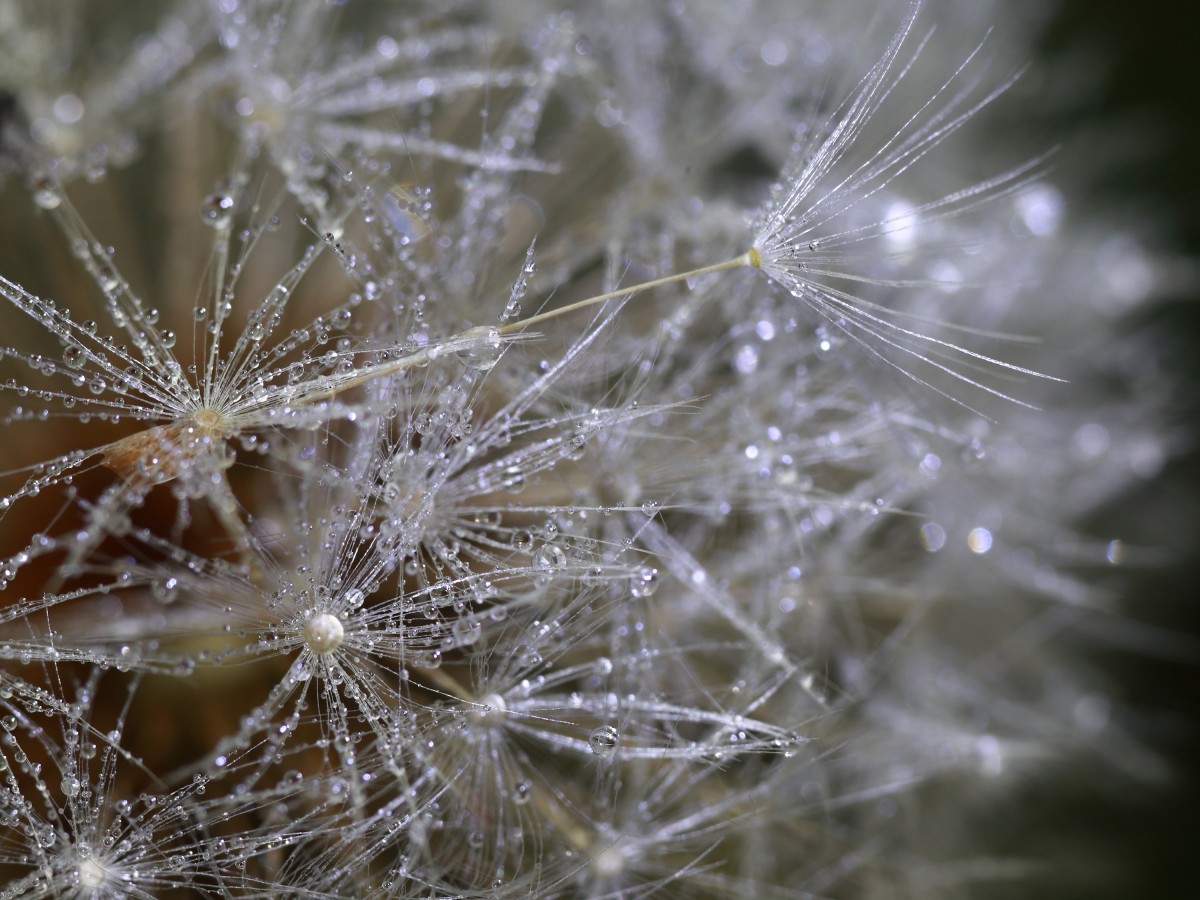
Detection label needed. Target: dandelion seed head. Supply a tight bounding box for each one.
[588,724,619,757]
[0,1,1175,895]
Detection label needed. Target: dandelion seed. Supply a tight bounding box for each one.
[488,3,1061,417]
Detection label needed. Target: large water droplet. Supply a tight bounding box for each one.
[460,326,503,371]
[588,725,619,757]
[451,617,481,646]
[533,544,566,573]
[152,577,179,604]
[63,345,87,368]
[500,465,525,494]
[630,566,658,598]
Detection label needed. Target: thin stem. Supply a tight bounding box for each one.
[288,250,759,407]
[497,250,759,335]
[414,665,475,702]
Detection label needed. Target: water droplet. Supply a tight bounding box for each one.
[533,544,566,573]
[63,345,87,368]
[500,465,526,494]
[417,648,443,669]
[451,617,481,646]
[961,437,986,465]
[629,566,658,598]
[160,329,177,349]
[461,326,502,371]
[588,725,619,757]
[152,577,179,604]
[919,522,946,553]
[61,776,80,797]
[563,434,586,460]
[734,342,759,375]
[201,193,235,226]
[511,780,532,804]
[32,176,61,210]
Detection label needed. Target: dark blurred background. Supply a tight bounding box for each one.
[1040,2,1200,896]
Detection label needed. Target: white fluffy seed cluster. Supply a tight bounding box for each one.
[0,1,1168,896]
